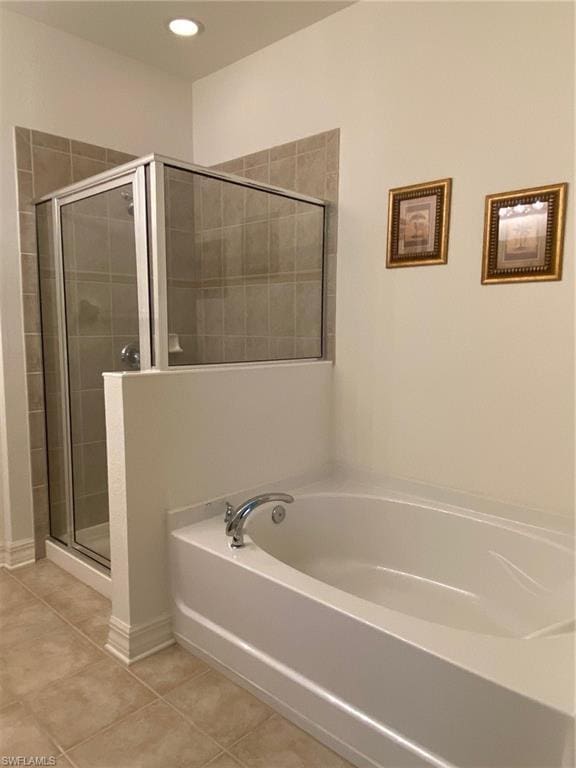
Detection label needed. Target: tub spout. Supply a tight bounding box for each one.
[225,493,294,548]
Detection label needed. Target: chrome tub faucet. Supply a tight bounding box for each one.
[225,493,294,548]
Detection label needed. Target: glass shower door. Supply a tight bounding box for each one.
[42,171,149,566]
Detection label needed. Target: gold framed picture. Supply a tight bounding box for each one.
[386,178,452,268]
[482,182,567,284]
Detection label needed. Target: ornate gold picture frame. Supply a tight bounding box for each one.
[482,182,568,284]
[386,178,452,268]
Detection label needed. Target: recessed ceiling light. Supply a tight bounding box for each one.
[168,18,200,37]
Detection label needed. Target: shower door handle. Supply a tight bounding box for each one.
[121,341,140,370]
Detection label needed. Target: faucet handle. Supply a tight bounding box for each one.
[224,502,235,524]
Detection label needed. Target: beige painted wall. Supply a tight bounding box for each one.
[0,8,194,546]
[192,1,574,516]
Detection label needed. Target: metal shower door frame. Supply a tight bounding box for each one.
[47,165,151,567]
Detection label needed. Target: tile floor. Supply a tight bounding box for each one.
[0,560,352,768]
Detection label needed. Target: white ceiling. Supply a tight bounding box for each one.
[3,1,352,81]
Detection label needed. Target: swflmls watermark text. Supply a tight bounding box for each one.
[1,758,57,766]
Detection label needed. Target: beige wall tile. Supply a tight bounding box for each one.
[23,292,40,332]
[223,286,246,335]
[244,148,270,168]
[296,281,322,337]
[25,333,43,372]
[21,253,39,294]
[30,448,47,488]
[270,140,297,161]
[201,230,223,280]
[76,282,112,336]
[15,126,32,171]
[201,177,223,229]
[271,337,296,360]
[72,155,109,183]
[295,149,327,198]
[246,285,269,336]
[269,217,296,274]
[71,215,110,273]
[297,132,328,154]
[28,410,46,450]
[246,336,270,360]
[18,170,34,212]
[295,211,323,272]
[222,226,244,277]
[270,283,295,337]
[27,373,45,411]
[111,283,139,336]
[203,336,224,363]
[203,291,224,336]
[32,146,72,198]
[31,130,70,153]
[109,219,137,275]
[245,222,268,275]
[222,183,245,226]
[106,148,136,165]
[78,337,114,389]
[71,140,107,162]
[167,228,197,281]
[81,442,108,496]
[223,336,246,362]
[270,157,296,189]
[80,389,106,443]
[19,212,37,254]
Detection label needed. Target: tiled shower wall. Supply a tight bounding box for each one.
[15,128,135,557]
[164,129,339,365]
[206,129,339,363]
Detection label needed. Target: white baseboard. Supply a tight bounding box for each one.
[106,614,174,664]
[45,539,111,598]
[0,538,35,569]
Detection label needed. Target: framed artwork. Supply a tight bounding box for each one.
[386,178,452,268]
[482,182,567,284]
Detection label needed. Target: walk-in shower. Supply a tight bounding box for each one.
[34,155,327,568]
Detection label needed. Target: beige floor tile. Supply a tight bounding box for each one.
[165,670,272,748]
[205,754,244,768]
[24,658,156,751]
[0,574,38,615]
[0,625,101,696]
[0,681,17,709]
[230,714,352,768]
[75,613,110,647]
[130,643,208,694]
[11,560,80,597]
[0,702,60,760]
[0,598,66,650]
[43,581,110,625]
[55,756,73,766]
[67,700,220,768]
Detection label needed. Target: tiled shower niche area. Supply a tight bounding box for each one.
[22,128,338,568]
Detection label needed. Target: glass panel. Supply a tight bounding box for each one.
[60,183,139,562]
[164,166,325,365]
[37,201,68,544]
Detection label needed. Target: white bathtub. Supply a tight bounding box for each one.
[168,474,575,768]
